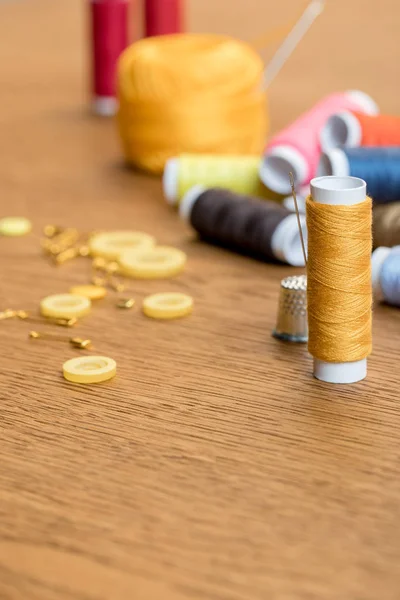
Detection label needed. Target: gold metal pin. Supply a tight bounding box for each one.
[116,298,135,309]
[105,262,125,292]
[0,309,17,320]
[54,246,80,265]
[16,311,77,327]
[29,331,92,349]
[91,257,107,286]
[43,225,63,238]
[92,257,107,269]
[42,228,80,256]
[78,245,90,257]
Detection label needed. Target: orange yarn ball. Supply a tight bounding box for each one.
[116,34,268,174]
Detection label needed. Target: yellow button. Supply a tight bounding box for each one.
[40,294,91,319]
[0,217,32,236]
[142,292,193,319]
[63,356,116,384]
[119,246,186,279]
[89,231,155,260]
[70,285,107,300]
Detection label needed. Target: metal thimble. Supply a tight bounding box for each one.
[272,274,308,343]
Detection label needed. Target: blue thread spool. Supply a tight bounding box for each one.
[372,246,400,307]
[318,147,400,204]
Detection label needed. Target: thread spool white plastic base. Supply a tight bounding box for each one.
[310,175,368,384]
[372,246,391,302]
[179,184,206,221]
[313,358,367,384]
[180,185,307,266]
[260,145,308,195]
[317,148,350,177]
[92,96,118,117]
[163,158,179,205]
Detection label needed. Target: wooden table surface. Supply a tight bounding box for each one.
[1,1,400,598]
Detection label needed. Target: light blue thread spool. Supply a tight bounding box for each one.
[372,246,400,307]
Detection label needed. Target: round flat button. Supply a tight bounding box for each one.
[70,285,107,300]
[119,246,186,279]
[89,231,155,260]
[40,294,91,319]
[63,356,117,384]
[142,292,193,319]
[0,217,32,236]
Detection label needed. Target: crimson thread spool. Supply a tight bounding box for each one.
[260,91,378,195]
[179,186,307,267]
[320,112,400,150]
[90,0,129,117]
[144,0,183,37]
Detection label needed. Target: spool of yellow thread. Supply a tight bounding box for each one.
[163,154,270,205]
[117,34,268,174]
[306,176,372,384]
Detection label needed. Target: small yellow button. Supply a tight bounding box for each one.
[70,285,107,300]
[63,356,116,384]
[0,217,32,236]
[119,246,186,279]
[142,292,193,319]
[40,294,91,319]
[89,231,155,260]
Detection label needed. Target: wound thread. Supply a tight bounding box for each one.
[306,195,372,363]
[260,91,378,193]
[318,147,400,204]
[181,187,305,265]
[379,246,400,307]
[373,202,400,249]
[117,34,268,174]
[345,147,400,203]
[163,154,268,205]
[353,112,400,146]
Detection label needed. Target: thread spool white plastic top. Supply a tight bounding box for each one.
[371,246,391,302]
[163,158,179,205]
[180,185,307,267]
[92,96,118,117]
[310,175,368,384]
[260,91,377,194]
[317,148,349,178]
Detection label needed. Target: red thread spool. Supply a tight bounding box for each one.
[320,111,400,150]
[353,112,400,146]
[90,0,129,116]
[144,0,183,37]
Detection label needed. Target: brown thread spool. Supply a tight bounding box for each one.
[373,202,400,249]
[179,186,307,266]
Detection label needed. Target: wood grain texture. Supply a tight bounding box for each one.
[1,1,400,598]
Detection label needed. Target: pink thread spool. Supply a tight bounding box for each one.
[90,0,130,117]
[260,91,378,195]
[144,0,183,37]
